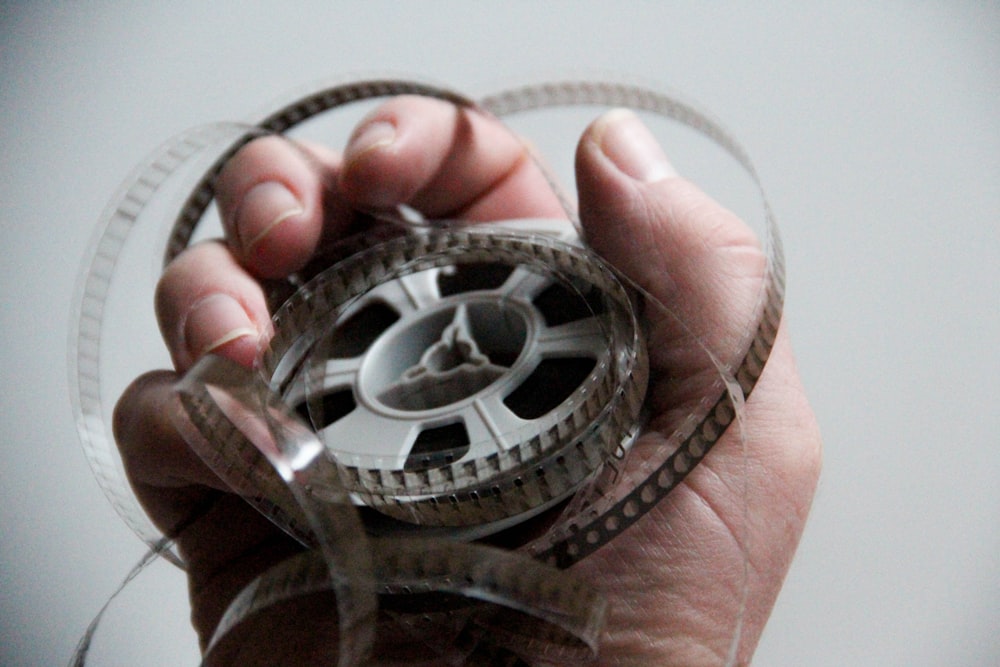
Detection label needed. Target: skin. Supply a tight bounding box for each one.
[114,96,822,666]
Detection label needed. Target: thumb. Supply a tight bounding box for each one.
[575,109,767,368]
[573,110,822,665]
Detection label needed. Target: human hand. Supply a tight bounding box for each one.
[113,95,821,665]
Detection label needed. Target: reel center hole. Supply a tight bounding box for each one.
[367,299,529,411]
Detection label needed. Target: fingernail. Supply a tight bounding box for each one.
[344,120,396,167]
[594,109,677,183]
[183,293,258,360]
[235,181,304,253]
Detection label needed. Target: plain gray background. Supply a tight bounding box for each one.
[2,2,998,665]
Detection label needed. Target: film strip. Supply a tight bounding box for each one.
[69,78,784,665]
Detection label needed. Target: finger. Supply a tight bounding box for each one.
[575,109,766,366]
[214,136,352,279]
[340,95,567,221]
[574,110,822,661]
[113,371,228,519]
[155,240,272,372]
[113,371,304,648]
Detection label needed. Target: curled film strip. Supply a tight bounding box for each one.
[68,79,784,665]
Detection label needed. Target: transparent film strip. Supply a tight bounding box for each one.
[69,78,784,665]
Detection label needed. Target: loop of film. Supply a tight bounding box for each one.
[68,78,784,665]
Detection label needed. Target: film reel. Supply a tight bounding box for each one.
[267,219,648,536]
[69,78,785,665]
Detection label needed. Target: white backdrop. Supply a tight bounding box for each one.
[2,2,998,665]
